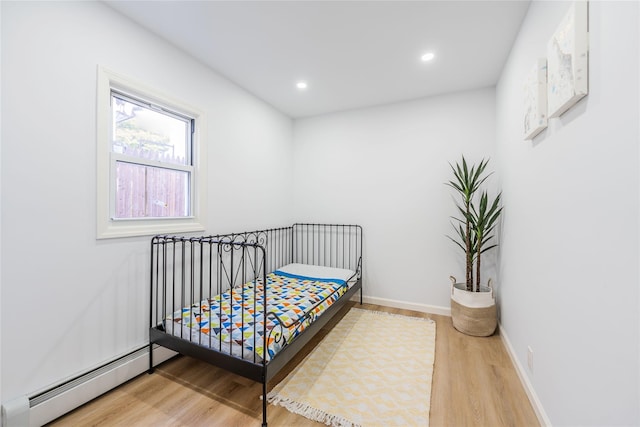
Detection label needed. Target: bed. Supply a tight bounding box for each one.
[148,223,363,426]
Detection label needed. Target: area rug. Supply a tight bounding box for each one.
[267,308,436,427]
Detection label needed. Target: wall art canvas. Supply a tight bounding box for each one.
[547,1,589,118]
[524,58,548,140]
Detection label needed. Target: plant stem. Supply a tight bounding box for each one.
[466,199,473,291]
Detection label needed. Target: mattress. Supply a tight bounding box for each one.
[164,263,357,362]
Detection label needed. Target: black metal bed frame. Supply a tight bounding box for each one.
[148,223,363,426]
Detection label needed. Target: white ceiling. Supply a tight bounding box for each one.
[106,1,530,118]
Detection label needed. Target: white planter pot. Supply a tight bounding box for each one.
[449,276,497,337]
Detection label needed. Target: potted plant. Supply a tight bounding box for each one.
[446,156,503,336]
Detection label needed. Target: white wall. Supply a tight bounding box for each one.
[0,1,292,401]
[496,1,639,425]
[292,88,497,311]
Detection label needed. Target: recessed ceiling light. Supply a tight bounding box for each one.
[296,81,308,90]
[421,52,435,62]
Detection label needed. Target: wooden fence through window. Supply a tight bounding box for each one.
[114,148,189,219]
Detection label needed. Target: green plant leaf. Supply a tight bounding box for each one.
[445,156,503,291]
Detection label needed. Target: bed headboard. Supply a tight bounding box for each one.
[291,223,363,277]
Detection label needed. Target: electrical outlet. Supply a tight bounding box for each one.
[527,346,534,372]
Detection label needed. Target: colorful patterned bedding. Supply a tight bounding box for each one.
[164,266,353,362]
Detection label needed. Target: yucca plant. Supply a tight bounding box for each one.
[446,156,503,292]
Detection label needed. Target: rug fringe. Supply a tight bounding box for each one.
[351,307,436,323]
[267,391,362,427]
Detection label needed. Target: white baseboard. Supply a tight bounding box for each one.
[1,345,176,427]
[499,324,552,427]
[351,294,451,316]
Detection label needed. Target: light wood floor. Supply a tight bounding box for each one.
[49,303,539,426]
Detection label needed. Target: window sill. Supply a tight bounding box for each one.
[97,219,206,240]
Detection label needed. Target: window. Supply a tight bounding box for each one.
[97,67,207,239]
[111,91,193,219]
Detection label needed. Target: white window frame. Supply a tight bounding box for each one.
[97,66,207,239]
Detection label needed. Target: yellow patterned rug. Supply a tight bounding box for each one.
[267,308,436,426]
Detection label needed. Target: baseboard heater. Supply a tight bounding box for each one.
[1,345,176,427]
